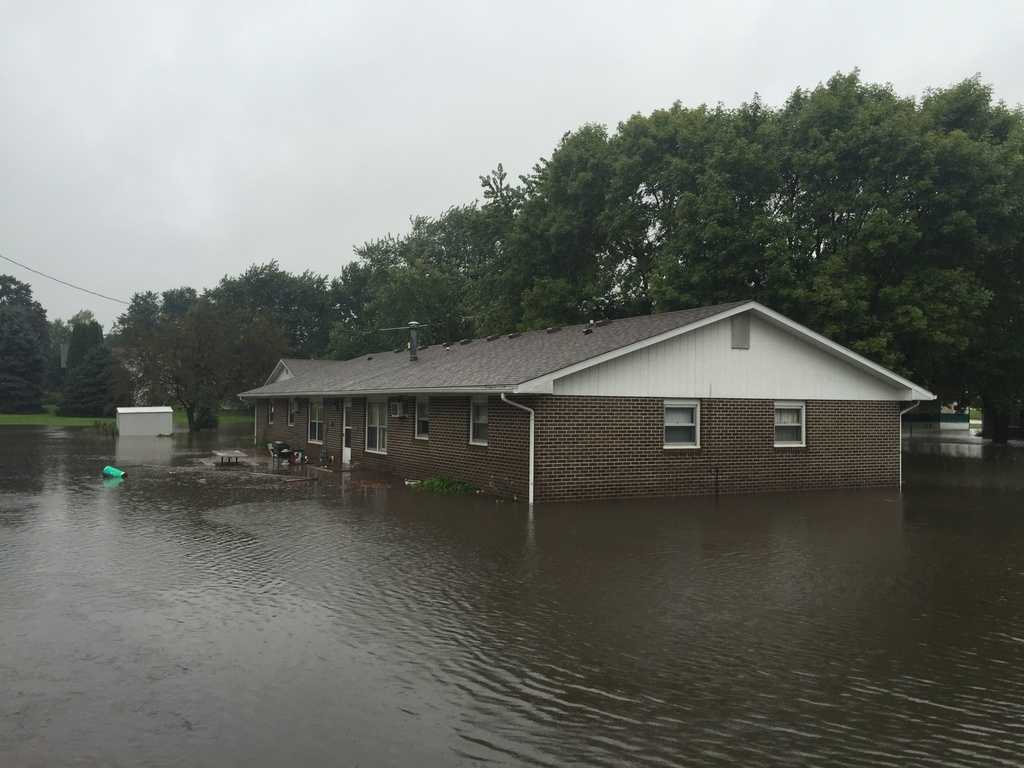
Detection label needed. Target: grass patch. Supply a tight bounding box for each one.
[0,405,114,428]
[413,476,478,496]
[1,405,252,428]
[171,409,253,426]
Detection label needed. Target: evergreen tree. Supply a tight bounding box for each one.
[65,319,104,372]
[59,345,117,417]
[0,275,48,413]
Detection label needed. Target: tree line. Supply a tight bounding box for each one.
[2,72,1022,438]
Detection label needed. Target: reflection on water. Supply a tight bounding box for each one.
[115,435,175,467]
[1,426,1023,766]
[905,434,1024,491]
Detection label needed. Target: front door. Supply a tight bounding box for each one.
[342,398,352,464]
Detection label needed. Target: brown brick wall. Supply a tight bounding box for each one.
[258,397,344,465]
[257,395,900,503]
[353,395,530,499]
[529,396,901,502]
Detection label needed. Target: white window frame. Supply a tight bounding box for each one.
[774,400,806,447]
[268,400,275,425]
[415,396,430,440]
[307,398,324,444]
[663,399,700,449]
[287,398,297,427]
[366,399,388,455]
[469,396,488,446]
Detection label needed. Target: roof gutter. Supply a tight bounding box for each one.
[501,393,534,506]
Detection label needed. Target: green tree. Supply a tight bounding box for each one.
[46,318,70,392]
[210,262,331,358]
[65,319,104,373]
[115,291,286,431]
[59,344,125,417]
[0,275,48,413]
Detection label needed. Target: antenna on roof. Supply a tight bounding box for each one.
[379,321,430,361]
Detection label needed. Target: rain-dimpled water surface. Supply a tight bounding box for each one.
[2,426,1023,767]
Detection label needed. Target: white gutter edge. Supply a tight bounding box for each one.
[898,400,920,489]
[501,393,535,506]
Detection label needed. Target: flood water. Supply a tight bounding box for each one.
[2,426,1023,767]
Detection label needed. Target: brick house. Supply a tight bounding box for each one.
[239,301,934,503]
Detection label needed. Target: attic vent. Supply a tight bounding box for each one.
[731,314,750,349]
[486,333,502,341]
[366,355,374,360]
[595,319,613,327]
[545,326,561,334]
[507,332,521,339]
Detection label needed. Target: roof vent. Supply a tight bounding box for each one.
[459,338,472,345]
[507,332,521,339]
[486,333,502,341]
[545,326,561,334]
[595,319,613,327]
[731,314,750,349]
[366,355,373,360]
[582,327,593,335]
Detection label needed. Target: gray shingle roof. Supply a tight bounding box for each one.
[239,301,749,398]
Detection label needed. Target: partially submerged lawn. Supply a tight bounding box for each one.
[171,409,253,427]
[0,408,113,428]
[0,406,252,428]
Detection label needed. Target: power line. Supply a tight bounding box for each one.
[0,251,130,305]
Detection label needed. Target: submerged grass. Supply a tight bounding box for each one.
[414,476,479,495]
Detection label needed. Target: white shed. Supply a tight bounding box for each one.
[116,406,174,437]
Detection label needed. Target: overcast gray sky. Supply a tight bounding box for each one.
[2,0,1021,328]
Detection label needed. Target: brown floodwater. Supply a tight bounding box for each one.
[1,426,1023,767]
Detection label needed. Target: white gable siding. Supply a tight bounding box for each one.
[265,361,294,385]
[552,314,910,401]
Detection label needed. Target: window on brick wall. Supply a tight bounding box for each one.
[288,398,297,427]
[308,399,324,444]
[774,401,805,447]
[664,400,699,447]
[469,396,488,445]
[415,397,430,439]
[366,400,388,454]
[268,400,275,425]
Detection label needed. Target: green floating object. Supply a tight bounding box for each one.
[102,465,126,479]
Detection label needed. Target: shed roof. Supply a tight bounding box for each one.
[116,406,174,414]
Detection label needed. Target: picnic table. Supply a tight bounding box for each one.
[212,449,247,466]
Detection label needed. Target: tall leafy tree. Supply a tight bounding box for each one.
[210,262,331,358]
[115,291,286,430]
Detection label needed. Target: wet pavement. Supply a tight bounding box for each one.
[1,426,1023,766]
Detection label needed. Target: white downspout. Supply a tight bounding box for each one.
[501,393,534,506]
[898,401,920,489]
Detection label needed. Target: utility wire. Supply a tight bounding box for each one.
[0,251,130,305]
